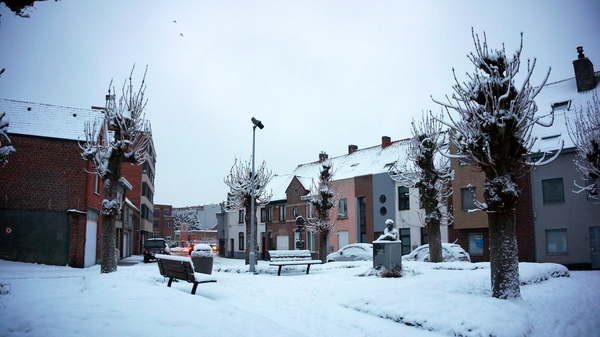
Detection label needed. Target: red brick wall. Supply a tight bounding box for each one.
[1,135,89,211]
[1,134,92,267]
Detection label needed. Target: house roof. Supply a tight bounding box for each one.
[0,98,104,141]
[266,138,412,202]
[530,72,600,153]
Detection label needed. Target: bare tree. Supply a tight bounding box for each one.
[433,30,553,299]
[391,111,453,263]
[173,209,201,231]
[81,66,150,274]
[566,91,600,199]
[306,161,340,263]
[0,111,15,167]
[223,158,272,265]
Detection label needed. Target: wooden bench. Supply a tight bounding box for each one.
[268,250,322,276]
[156,255,216,294]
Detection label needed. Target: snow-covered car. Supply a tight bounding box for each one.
[402,243,471,262]
[327,243,373,262]
[143,238,171,263]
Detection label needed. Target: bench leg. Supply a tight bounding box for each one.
[191,282,198,295]
[167,278,173,288]
[306,264,311,275]
[278,265,283,276]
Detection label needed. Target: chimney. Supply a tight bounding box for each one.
[319,151,328,162]
[573,46,596,92]
[382,136,392,148]
[348,145,358,154]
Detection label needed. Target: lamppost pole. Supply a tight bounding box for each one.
[250,117,264,273]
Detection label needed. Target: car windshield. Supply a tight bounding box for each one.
[145,240,164,248]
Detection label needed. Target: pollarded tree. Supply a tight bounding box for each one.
[434,30,553,299]
[566,91,600,199]
[0,111,16,167]
[391,111,453,263]
[306,161,340,263]
[223,158,272,265]
[81,66,150,274]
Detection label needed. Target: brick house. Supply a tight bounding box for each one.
[153,204,174,243]
[0,99,104,267]
[220,136,447,260]
[0,98,151,267]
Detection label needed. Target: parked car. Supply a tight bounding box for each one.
[327,243,373,262]
[402,243,471,262]
[143,238,171,263]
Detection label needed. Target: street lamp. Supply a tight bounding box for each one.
[249,117,263,273]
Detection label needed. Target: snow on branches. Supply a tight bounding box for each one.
[0,111,15,167]
[80,66,150,216]
[433,29,552,213]
[306,161,340,262]
[566,91,600,198]
[223,158,273,211]
[391,111,454,227]
[172,209,201,231]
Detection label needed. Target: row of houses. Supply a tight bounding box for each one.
[217,48,599,269]
[0,98,157,267]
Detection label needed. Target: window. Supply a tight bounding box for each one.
[546,229,567,255]
[261,208,266,222]
[551,100,570,113]
[380,207,387,215]
[94,175,100,194]
[460,187,476,211]
[238,210,245,224]
[164,209,170,216]
[542,178,565,204]
[468,233,484,256]
[587,178,599,200]
[293,207,299,218]
[267,207,273,222]
[421,227,428,245]
[152,232,159,238]
[238,232,245,250]
[398,186,410,211]
[279,205,286,222]
[153,209,159,217]
[166,220,171,228]
[153,220,159,228]
[338,198,348,219]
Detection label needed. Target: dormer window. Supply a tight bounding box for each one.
[383,162,396,170]
[551,101,570,113]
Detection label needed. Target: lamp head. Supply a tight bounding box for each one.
[251,117,264,129]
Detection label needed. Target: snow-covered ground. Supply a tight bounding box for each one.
[1,255,598,337]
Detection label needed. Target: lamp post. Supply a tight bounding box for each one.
[250,117,264,273]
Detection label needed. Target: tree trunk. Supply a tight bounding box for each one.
[488,210,521,299]
[244,204,257,265]
[318,230,328,263]
[100,213,117,273]
[427,220,442,263]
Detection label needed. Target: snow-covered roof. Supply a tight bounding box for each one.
[0,98,104,141]
[292,139,411,182]
[530,72,600,152]
[266,139,412,202]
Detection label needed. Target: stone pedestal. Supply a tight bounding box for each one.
[373,240,402,271]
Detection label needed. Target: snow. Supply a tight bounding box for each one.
[1,257,598,337]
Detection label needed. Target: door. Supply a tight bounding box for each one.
[591,226,600,269]
[84,220,97,267]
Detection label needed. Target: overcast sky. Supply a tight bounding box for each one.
[1,0,599,207]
